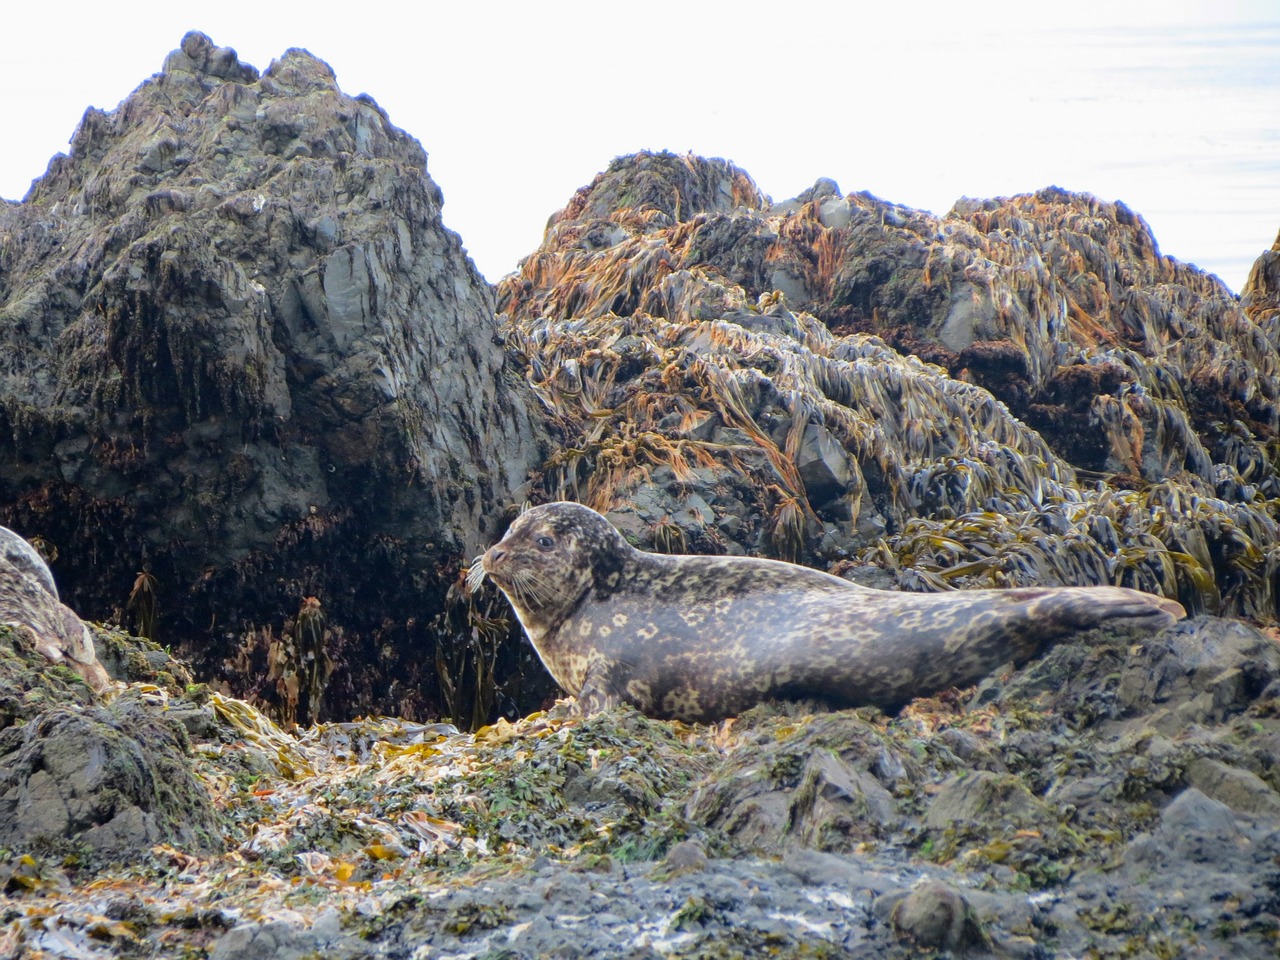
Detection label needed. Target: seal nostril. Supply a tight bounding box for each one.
[490,547,506,562]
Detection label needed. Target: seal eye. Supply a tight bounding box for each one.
[536,535,555,550]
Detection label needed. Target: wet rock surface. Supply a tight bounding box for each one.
[0,535,219,866]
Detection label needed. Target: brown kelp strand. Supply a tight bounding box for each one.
[497,152,1280,621]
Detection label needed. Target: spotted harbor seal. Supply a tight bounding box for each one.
[0,527,112,693]
[468,502,1185,723]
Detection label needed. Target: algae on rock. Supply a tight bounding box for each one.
[0,32,546,722]
[497,151,1280,622]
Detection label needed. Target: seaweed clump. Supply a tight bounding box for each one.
[497,151,1280,621]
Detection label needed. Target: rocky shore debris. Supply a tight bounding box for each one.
[2,612,1276,957]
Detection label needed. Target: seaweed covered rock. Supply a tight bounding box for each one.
[497,152,1280,621]
[5,613,1275,957]
[0,33,545,722]
[0,624,98,729]
[1242,227,1280,343]
[0,692,220,861]
[0,560,218,862]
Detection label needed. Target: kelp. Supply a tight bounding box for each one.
[497,152,1280,621]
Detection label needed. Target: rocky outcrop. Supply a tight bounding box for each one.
[0,33,545,722]
[0,693,220,862]
[497,151,1280,621]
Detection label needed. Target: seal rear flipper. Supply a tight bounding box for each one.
[1043,586,1186,634]
[577,678,618,716]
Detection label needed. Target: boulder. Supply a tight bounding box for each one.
[0,694,219,860]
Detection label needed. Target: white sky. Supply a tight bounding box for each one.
[2,1,1277,293]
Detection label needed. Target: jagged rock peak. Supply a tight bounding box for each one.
[160,31,339,97]
[1242,227,1280,347]
[162,31,259,82]
[553,151,768,231]
[0,32,545,722]
[32,43,407,216]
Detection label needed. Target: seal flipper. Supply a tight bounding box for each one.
[1024,586,1186,637]
[577,667,619,716]
[577,659,650,716]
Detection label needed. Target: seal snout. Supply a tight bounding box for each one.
[466,544,511,595]
[481,545,506,583]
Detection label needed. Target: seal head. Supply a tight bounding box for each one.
[474,502,629,637]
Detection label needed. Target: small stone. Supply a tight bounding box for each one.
[658,840,709,878]
[889,881,988,950]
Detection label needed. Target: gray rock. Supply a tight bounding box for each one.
[164,31,259,83]
[0,31,546,721]
[0,694,219,860]
[658,839,709,877]
[1185,757,1280,820]
[689,716,903,852]
[884,881,989,951]
[0,526,58,600]
[924,770,1049,832]
[1117,617,1280,730]
[1127,787,1240,866]
[0,536,110,694]
[795,422,858,508]
[211,914,362,960]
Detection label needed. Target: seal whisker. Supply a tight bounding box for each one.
[509,568,571,609]
[464,556,488,594]
[506,569,541,607]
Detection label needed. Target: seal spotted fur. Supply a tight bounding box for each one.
[470,502,1185,723]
